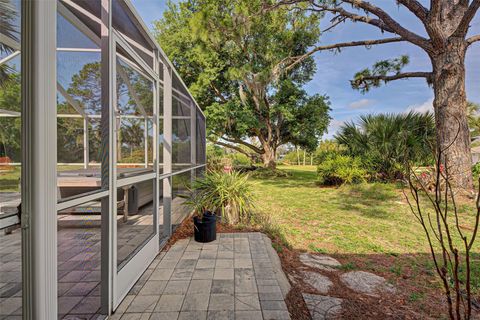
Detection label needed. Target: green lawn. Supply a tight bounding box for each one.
[250,165,480,301]
[0,165,85,192]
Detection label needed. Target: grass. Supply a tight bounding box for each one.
[0,165,86,192]
[0,167,21,192]
[250,165,428,254]
[249,165,480,306]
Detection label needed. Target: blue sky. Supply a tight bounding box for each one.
[131,0,480,138]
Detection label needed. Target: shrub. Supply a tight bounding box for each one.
[313,141,345,164]
[316,154,367,185]
[473,162,480,177]
[184,171,255,224]
[250,167,290,178]
[207,145,225,172]
[335,112,435,180]
[228,153,251,166]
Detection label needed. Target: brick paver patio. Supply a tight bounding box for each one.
[111,232,291,320]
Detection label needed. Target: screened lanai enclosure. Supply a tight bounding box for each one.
[0,0,206,318]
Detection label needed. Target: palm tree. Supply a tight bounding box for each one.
[335,111,435,179]
[0,0,20,86]
[467,102,480,141]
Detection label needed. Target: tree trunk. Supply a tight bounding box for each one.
[262,145,277,169]
[431,38,473,192]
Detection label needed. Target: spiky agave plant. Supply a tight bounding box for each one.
[184,171,255,225]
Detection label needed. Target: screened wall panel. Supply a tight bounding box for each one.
[57,198,105,318]
[172,118,191,169]
[116,53,155,177]
[0,0,22,317]
[196,113,206,165]
[117,179,156,268]
[7,0,208,317]
[171,171,192,230]
[56,13,104,201]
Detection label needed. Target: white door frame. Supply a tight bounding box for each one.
[111,35,161,311]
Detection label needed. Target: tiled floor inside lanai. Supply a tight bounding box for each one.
[112,232,291,320]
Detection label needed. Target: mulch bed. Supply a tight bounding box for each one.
[163,217,480,320]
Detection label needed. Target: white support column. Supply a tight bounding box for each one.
[153,50,160,236]
[84,117,89,169]
[100,0,114,315]
[22,0,57,318]
[163,65,173,237]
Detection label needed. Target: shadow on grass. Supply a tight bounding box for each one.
[335,183,401,219]
[250,167,319,189]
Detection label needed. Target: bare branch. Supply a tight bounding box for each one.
[338,0,432,51]
[467,34,480,47]
[455,0,480,36]
[272,0,432,51]
[396,0,429,22]
[309,3,395,33]
[279,37,405,74]
[351,71,433,91]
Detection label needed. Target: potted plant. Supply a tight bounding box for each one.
[193,210,217,243]
[183,171,255,242]
[182,182,217,243]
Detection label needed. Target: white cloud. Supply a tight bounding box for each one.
[405,97,434,113]
[348,98,375,109]
[324,119,346,139]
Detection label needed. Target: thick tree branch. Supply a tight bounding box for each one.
[352,71,433,91]
[455,0,480,36]
[212,139,256,157]
[221,136,264,154]
[279,37,405,74]
[430,0,441,18]
[309,3,395,33]
[467,34,480,46]
[274,0,432,51]
[338,0,432,51]
[396,0,429,22]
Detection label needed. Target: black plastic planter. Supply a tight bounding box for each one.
[193,212,217,243]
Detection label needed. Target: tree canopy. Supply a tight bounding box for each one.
[154,0,331,167]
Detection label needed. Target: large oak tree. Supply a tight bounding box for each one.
[273,0,480,190]
[154,0,331,168]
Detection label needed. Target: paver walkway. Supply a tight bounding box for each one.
[111,232,291,320]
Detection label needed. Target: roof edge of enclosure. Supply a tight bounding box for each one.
[55,0,203,118]
[120,0,205,118]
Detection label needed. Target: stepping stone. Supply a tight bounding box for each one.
[340,271,396,297]
[302,271,333,294]
[302,293,343,320]
[299,254,341,271]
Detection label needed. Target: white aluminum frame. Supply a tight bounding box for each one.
[22,1,58,319]
[9,0,208,318]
